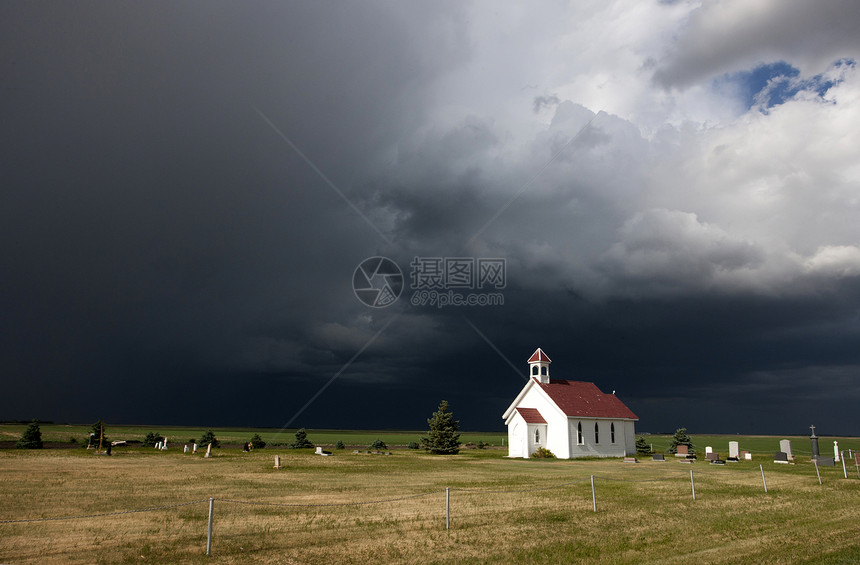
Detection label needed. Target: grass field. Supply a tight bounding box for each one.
[1,430,859,564]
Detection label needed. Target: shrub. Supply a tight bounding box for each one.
[407,441,420,450]
[16,419,43,449]
[289,428,314,449]
[249,433,266,449]
[420,400,461,455]
[476,441,488,449]
[142,432,162,448]
[635,436,652,455]
[198,430,221,448]
[335,440,345,450]
[369,439,388,450]
[531,446,556,458]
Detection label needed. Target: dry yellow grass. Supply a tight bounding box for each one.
[1,448,859,564]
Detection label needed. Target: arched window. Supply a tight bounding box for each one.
[577,422,583,445]
[610,423,616,444]
[541,366,547,375]
[534,428,540,444]
[532,365,539,375]
[594,422,600,444]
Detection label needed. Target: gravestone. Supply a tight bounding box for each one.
[774,451,789,463]
[162,440,168,451]
[675,445,689,457]
[155,441,161,450]
[184,445,189,453]
[780,439,793,461]
[653,453,666,461]
[273,455,281,469]
[192,443,197,454]
[817,456,835,466]
[706,452,718,461]
[205,443,212,458]
[729,441,739,460]
[744,451,752,460]
[705,446,713,455]
[834,441,840,462]
[855,452,860,466]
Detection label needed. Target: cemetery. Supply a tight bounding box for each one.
[1,424,859,563]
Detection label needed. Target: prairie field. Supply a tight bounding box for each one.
[1,433,859,564]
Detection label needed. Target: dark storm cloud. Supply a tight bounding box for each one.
[2,2,860,436]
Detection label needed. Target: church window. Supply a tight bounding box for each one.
[534,428,540,444]
[577,422,583,445]
[532,365,538,375]
[594,422,600,444]
[540,366,547,375]
[610,423,616,444]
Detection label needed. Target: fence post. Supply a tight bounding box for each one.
[690,469,696,500]
[814,459,822,485]
[760,465,768,493]
[445,487,450,530]
[590,475,596,513]
[841,452,848,479]
[206,497,214,556]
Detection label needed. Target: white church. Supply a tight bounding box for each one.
[502,348,638,459]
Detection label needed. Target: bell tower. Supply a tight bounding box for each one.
[528,348,552,384]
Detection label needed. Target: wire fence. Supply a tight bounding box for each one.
[1,460,857,558]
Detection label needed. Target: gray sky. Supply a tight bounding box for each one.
[2,1,860,435]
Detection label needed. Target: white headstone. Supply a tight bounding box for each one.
[779,439,793,460]
[162,440,168,451]
[705,446,713,455]
[315,446,323,455]
[834,441,840,462]
[155,441,161,450]
[205,443,212,458]
[274,455,281,469]
[184,445,189,453]
[729,441,739,459]
[192,443,197,454]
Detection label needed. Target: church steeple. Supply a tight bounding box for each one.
[528,348,551,384]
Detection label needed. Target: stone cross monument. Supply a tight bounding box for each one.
[810,425,819,460]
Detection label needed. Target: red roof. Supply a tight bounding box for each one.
[536,379,638,420]
[528,348,552,363]
[516,407,547,424]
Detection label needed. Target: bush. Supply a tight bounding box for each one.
[249,433,266,449]
[335,440,345,450]
[142,432,163,448]
[420,400,461,455]
[531,447,556,458]
[635,436,652,455]
[476,441,488,449]
[289,428,314,449]
[369,439,388,450]
[16,419,43,449]
[198,430,220,448]
[407,441,420,450]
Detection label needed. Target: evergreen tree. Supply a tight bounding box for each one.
[89,420,108,448]
[16,419,43,449]
[635,436,652,455]
[335,440,345,450]
[290,428,314,449]
[249,433,266,449]
[421,400,461,455]
[667,428,695,455]
[198,429,220,448]
[369,439,388,450]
